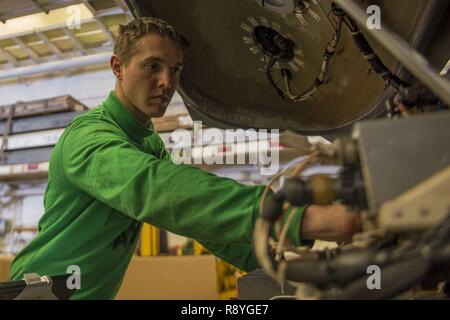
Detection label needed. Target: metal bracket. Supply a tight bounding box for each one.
[13,273,59,300]
[378,165,450,232]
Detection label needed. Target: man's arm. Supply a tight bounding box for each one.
[61,123,361,271]
[61,123,303,249]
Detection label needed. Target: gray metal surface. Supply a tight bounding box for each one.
[0,146,53,165]
[354,111,450,215]
[237,268,296,300]
[0,111,83,134]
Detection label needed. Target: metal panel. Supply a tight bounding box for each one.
[0,111,83,134]
[355,111,450,215]
[0,95,87,119]
[0,146,53,165]
[2,128,64,151]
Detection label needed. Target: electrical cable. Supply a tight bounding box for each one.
[255,151,319,283]
[265,15,344,102]
[342,15,410,91]
[264,3,410,102]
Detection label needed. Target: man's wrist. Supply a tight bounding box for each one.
[297,204,316,247]
[300,205,327,240]
[299,204,361,242]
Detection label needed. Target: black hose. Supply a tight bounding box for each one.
[343,16,409,91]
[324,256,429,300]
[285,247,377,287]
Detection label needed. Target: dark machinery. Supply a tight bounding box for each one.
[126,0,449,135]
[251,1,450,299]
[125,0,450,299]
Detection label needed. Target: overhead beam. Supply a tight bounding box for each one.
[80,1,115,45]
[62,28,86,55]
[35,31,63,58]
[80,0,96,15]
[35,31,71,76]
[12,37,40,63]
[30,0,49,14]
[0,51,111,81]
[112,0,133,21]
[0,47,19,67]
[95,18,115,45]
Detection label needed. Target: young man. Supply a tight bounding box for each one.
[9,18,361,299]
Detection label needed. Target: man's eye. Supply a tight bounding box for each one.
[171,66,182,75]
[146,62,160,71]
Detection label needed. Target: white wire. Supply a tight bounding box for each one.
[277,155,308,189]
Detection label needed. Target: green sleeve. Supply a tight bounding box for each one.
[197,241,259,272]
[153,132,313,271]
[61,123,308,271]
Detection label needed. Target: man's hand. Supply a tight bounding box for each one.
[300,204,362,242]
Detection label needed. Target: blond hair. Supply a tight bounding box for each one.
[114,17,189,65]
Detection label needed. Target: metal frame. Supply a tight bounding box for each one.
[334,0,450,106]
[0,0,76,22]
[0,0,133,78]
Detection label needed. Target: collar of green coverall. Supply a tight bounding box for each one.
[104,90,155,143]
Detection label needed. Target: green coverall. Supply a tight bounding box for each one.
[9,91,308,299]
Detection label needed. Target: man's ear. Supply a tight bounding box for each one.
[110,54,123,80]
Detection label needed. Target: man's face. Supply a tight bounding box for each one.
[113,34,183,122]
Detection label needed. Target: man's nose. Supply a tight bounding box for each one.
[157,68,174,90]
